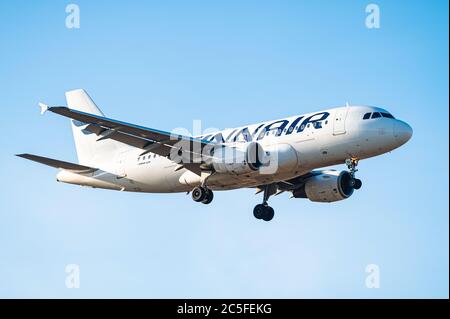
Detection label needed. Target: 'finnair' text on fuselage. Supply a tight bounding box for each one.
[200,112,330,143]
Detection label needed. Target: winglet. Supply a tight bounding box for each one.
[39,102,49,115]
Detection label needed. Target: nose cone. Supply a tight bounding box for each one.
[394,120,413,145]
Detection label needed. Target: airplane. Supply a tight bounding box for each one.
[17,89,413,221]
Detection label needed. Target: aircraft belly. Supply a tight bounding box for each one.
[125,161,181,193]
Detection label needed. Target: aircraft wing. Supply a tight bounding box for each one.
[42,105,217,174]
[276,171,319,190]
[253,171,322,196]
[16,153,97,173]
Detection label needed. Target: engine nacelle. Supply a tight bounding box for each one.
[262,143,298,174]
[211,142,265,174]
[292,170,354,202]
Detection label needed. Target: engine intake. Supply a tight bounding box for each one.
[246,141,265,171]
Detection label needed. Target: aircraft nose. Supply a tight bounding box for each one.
[394,120,413,145]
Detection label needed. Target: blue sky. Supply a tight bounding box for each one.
[0,0,448,298]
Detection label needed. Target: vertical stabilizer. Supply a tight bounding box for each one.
[66,89,119,166]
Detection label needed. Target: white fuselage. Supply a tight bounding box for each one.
[56,105,412,193]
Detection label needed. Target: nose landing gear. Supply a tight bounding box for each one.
[346,158,362,190]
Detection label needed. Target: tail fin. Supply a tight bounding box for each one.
[66,89,104,116]
[66,89,119,166]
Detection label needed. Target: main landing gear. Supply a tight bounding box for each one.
[192,185,214,204]
[253,184,277,222]
[191,172,214,204]
[253,204,274,222]
[345,158,362,190]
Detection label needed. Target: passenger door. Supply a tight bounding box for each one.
[333,107,349,135]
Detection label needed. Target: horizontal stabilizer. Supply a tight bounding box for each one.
[16,153,97,173]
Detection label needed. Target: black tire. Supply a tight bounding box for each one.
[354,179,362,190]
[253,204,265,219]
[201,189,214,204]
[192,186,206,202]
[262,206,275,221]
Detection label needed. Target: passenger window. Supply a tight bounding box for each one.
[371,112,381,119]
[363,112,371,120]
[381,112,394,119]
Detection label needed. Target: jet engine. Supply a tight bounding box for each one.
[262,143,298,174]
[210,142,299,175]
[292,170,355,202]
[211,141,266,174]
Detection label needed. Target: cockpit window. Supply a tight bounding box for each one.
[381,112,395,119]
[371,112,381,119]
[363,112,371,120]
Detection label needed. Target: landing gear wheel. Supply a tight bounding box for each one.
[354,178,362,190]
[253,204,275,221]
[201,189,214,204]
[253,204,265,219]
[192,186,207,202]
[262,206,274,221]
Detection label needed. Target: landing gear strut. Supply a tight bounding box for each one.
[345,158,362,190]
[253,184,276,221]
